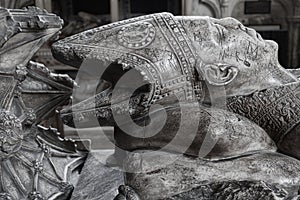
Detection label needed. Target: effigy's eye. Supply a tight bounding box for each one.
[244,60,251,67]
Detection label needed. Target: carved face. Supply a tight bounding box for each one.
[180,16,298,96]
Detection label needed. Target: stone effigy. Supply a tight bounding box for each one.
[52,13,300,199]
[0,7,88,200]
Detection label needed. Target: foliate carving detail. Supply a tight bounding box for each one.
[114,185,141,200]
[0,193,13,200]
[28,191,44,200]
[0,110,23,159]
[15,65,28,82]
[32,160,44,172]
[24,108,36,126]
[0,124,87,200]
[117,22,156,49]
[58,182,73,193]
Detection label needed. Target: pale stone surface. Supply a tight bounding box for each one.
[53,13,300,160]
[166,181,299,200]
[124,151,300,200]
[52,12,300,199]
[71,150,124,200]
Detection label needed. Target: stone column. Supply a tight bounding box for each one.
[0,0,15,8]
[0,0,33,9]
[110,0,119,22]
[35,0,52,12]
[182,0,187,15]
[288,17,300,68]
[220,0,230,17]
[288,1,300,68]
[119,0,131,20]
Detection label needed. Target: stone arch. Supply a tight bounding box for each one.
[185,0,221,18]
[273,0,294,16]
[225,0,241,17]
[202,0,221,18]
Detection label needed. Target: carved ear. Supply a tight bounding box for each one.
[202,64,238,86]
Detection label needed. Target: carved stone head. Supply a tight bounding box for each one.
[52,12,300,162]
[178,16,298,96]
[53,13,297,125]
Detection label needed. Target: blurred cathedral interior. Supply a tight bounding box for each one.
[1,0,300,149]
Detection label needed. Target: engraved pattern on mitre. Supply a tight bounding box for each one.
[52,13,203,106]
